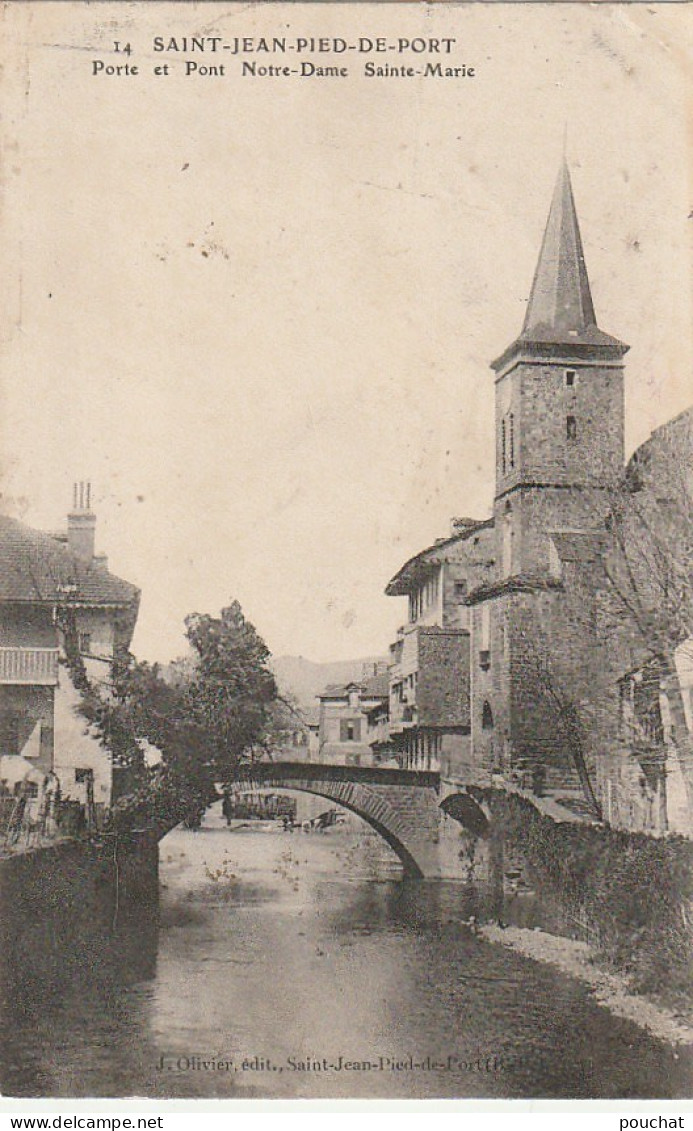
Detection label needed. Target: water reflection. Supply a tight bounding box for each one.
[0,819,691,1099]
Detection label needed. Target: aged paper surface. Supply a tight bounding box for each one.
[0,0,692,1106]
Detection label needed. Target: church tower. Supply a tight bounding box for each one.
[490,161,629,578]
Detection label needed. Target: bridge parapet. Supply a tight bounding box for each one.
[238,761,440,790]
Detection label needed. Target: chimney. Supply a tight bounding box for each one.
[450,516,478,536]
[67,481,96,561]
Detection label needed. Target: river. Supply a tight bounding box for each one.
[1,808,691,1099]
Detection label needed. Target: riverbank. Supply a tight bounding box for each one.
[481,923,693,1048]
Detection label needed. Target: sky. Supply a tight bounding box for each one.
[1,2,691,664]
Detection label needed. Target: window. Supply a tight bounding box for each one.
[79,632,92,655]
[566,415,577,441]
[502,501,513,578]
[340,719,361,743]
[482,702,494,730]
[565,369,576,387]
[455,580,468,599]
[501,413,515,475]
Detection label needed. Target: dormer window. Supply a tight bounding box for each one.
[565,369,576,387]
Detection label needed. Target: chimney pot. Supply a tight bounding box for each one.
[68,482,96,560]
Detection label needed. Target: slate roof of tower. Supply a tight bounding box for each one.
[492,161,628,369]
[0,513,140,608]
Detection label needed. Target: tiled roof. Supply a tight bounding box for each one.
[0,514,140,608]
[318,671,389,701]
[467,574,563,605]
[363,671,389,698]
[385,518,493,597]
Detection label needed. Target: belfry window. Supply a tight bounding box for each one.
[501,413,515,474]
[566,415,577,441]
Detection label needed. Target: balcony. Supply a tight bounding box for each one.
[0,647,60,686]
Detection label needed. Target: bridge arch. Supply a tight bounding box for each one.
[158,764,445,879]
[439,790,490,838]
[247,778,426,877]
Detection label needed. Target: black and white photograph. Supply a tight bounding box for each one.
[0,0,691,1109]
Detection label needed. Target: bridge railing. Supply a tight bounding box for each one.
[237,760,440,789]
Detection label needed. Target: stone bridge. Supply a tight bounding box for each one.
[236,762,442,877]
[155,762,491,879]
[236,762,490,878]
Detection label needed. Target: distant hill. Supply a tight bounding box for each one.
[270,654,388,714]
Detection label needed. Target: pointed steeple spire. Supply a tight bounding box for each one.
[491,161,628,372]
[522,160,596,338]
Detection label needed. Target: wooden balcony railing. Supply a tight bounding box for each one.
[0,647,59,686]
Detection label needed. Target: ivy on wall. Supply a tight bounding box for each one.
[480,789,693,995]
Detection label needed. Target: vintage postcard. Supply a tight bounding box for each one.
[0,0,691,1109]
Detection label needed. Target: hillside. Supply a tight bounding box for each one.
[270,654,388,713]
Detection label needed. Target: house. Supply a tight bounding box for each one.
[316,665,388,766]
[0,483,140,827]
[383,518,494,776]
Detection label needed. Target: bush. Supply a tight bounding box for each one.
[482,789,693,995]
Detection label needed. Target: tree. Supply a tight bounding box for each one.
[518,622,603,818]
[260,691,306,759]
[509,590,607,820]
[72,600,280,831]
[183,600,278,780]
